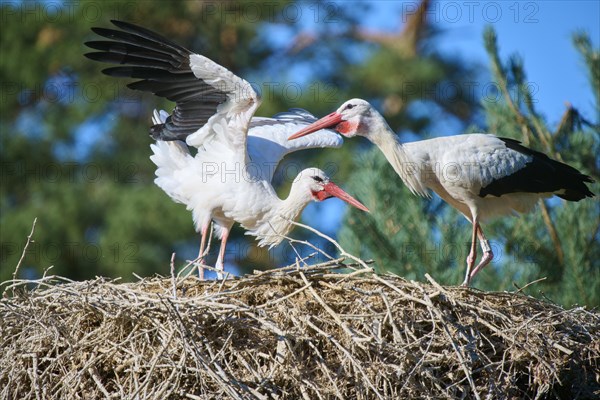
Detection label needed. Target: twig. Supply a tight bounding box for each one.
[31,354,41,400]
[170,253,177,301]
[283,235,337,264]
[88,366,111,399]
[421,293,481,400]
[254,282,312,309]
[11,217,37,296]
[303,316,384,400]
[513,277,547,294]
[178,256,202,279]
[372,275,429,306]
[160,297,244,399]
[289,220,371,270]
[288,241,311,267]
[424,273,444,293]
[299,271,370,345]
[551,342,574,356]
[252,256,346,277]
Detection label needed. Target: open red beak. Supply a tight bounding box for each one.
[318,182,369,212]
[288,112,343,140]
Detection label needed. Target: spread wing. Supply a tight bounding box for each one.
[85,20,260,160]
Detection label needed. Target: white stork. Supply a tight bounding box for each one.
[288,98,595,286]
[85,21,369,278]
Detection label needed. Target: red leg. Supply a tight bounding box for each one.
[196,222,209,280]
[469,226,494,280]
[215,226,230,280]
[461,219,479,287]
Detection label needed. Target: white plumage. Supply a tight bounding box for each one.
[85,21,368,278]
[289,98,594,286]
[149,109,351,247]
[397,134,540,218]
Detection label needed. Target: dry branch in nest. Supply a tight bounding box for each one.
[1,258,599,400]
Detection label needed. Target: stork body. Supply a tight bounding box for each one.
[85,21,368,278]
[289,99,595,286]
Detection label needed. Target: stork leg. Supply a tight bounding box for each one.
[196,222,210,280]
[214,226,230,280]
[469,226,494,281]
[461,219,479,287]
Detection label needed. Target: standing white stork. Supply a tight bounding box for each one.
[288,98,595,286]
[85,21,369,278]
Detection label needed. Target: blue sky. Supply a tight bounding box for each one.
[363,1,599,128]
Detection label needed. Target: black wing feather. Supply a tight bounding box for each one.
[110,20,190,54]
[479,138,594,201]
[84,20,228,141]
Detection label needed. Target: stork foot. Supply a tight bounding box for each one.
[469,250,494,280]
[460,277,471,287]
[462,250,477,287]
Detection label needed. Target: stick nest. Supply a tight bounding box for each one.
[1,259,599,399]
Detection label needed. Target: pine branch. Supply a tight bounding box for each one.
[581,219,600,267]
[509,57,555,157]
[573,32,600,110]
[553,104,575,142]
[484,27,532,145]
[539,200,564,268]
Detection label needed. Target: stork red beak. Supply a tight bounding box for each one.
[317,182,370,212]
[288,112,343,140]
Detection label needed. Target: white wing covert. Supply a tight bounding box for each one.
[246,109,342,181]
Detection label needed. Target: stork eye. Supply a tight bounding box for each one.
[312,176,324,183]
[345,104,354,110]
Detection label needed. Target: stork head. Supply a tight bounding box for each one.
[295,168,369,212]
[288,98,379,140]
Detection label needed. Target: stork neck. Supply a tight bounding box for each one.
[254,183,311,245]
[366,118,429,197]
[237,183,312,249]
[278,183,312,223]
[367,119,402,151]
